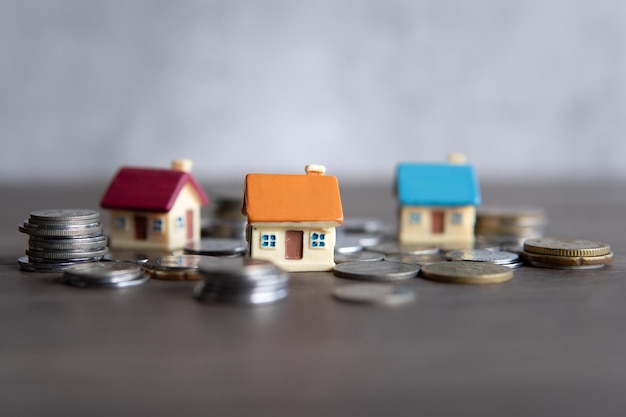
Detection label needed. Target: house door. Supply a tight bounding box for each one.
[186,210,194,241]
[285,230,303,260]
[431,211,444,234]
[134,215,148,240]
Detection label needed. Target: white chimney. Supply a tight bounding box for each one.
[305,164,326,175]
[172,158,193,173]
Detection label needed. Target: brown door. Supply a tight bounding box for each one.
[134,215,148,240]
[285,230,303,260]
[186,210,194,240]
[431,211,444,234]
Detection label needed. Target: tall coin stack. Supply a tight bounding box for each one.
[195,258,289,305]
[475,206,547,251]
[18,209,108,272]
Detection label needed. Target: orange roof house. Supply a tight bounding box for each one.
[242,164,343,272]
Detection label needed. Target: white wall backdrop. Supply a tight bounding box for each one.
[1,0,625,184]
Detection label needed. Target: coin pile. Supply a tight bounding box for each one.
[63,261,148,288]
[445,249,523,269]
[475,206,547,250]
[18,209,107,272]
[522,237,613,269]
[195,258,289,304]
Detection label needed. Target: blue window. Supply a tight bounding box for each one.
[115,217,127,230]
[261,233,277,249]
[310,232,326,249]
[451,212,463,225]
[410,212,421,224]
[176,216,185,229]
[153,219,163,232]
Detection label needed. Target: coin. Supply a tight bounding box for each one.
[445,249,520,265]
[28,236,107,251]
[477,206,546,227]
[333,260,419,282]
[184,238,247,256]
[523,238,611,257]
[26,248,109,260]
[334,251,384,264]
[29,209,100,223]
[143,255,214,280]
[332,284,415,306]
[63,261,144,284]
[521,250,613,270]
[420,261,513,284]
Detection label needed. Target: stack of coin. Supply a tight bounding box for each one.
[334,260,420,282]
[445,249,523,269]
[63,261,148,288]
[18,209,107,272]
[522,237,613,269]
[475,206,547,250]
[195,258,289,304]
[202,196,247,240]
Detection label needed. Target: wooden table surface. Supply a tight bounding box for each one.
[1,181,625,417]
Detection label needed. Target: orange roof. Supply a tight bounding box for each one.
[243,172,343,225]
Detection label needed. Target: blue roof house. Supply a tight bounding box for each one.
[396,154,481,248]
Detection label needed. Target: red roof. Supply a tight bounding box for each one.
[243,173,343,224]
[100,167,209,212]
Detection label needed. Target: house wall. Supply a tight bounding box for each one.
[248,223,336,272]
[107,184,203,250]
[398,205,476,248]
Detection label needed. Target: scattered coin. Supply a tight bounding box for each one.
[522,250,613,270]
[332,284,415,306]
[334,260,420,282]
[420,261,513,285]
[334,251,384,264]
[63,261,148,288]
[445,249,521,266]
[143,254,214,280]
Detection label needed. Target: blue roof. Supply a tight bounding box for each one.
[396,163,481,207]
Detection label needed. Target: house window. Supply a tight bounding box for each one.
[176,216,185,229]
[114,217,127,230]
[410,212,421,224]
[310,232,326,249]
[152,219,163,233]
[261,233,277,249]
[451,212,463,225]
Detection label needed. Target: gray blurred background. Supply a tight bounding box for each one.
[1,0,625,185]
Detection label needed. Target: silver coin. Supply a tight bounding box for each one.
[445,249,520,265]
[28,255,104,264]
[333,260,420,282]
[334,251,384,264]
[383,253,447,266]
[194,283,288,304]
[26,248,109,260]
[64,261,143,284]
[28,236,108,251]
[21,220,102,231]
[198,257,288,288]
[103,249,163,264]
[184,238,247,256]
[368,242,440,256]
[332,284,415,306]
[17,256,76,273]
[65,273,150,288]
[145,254,214,272]
[19,223,103,238]
[29,209,100,222]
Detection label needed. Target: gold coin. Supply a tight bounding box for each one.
[521,251,613,269]
[420,261,513,285]
[523,238,611,257]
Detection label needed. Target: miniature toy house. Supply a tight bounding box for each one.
[396,154,481,249]
[242,164,343,272]
[100,159,209,250]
